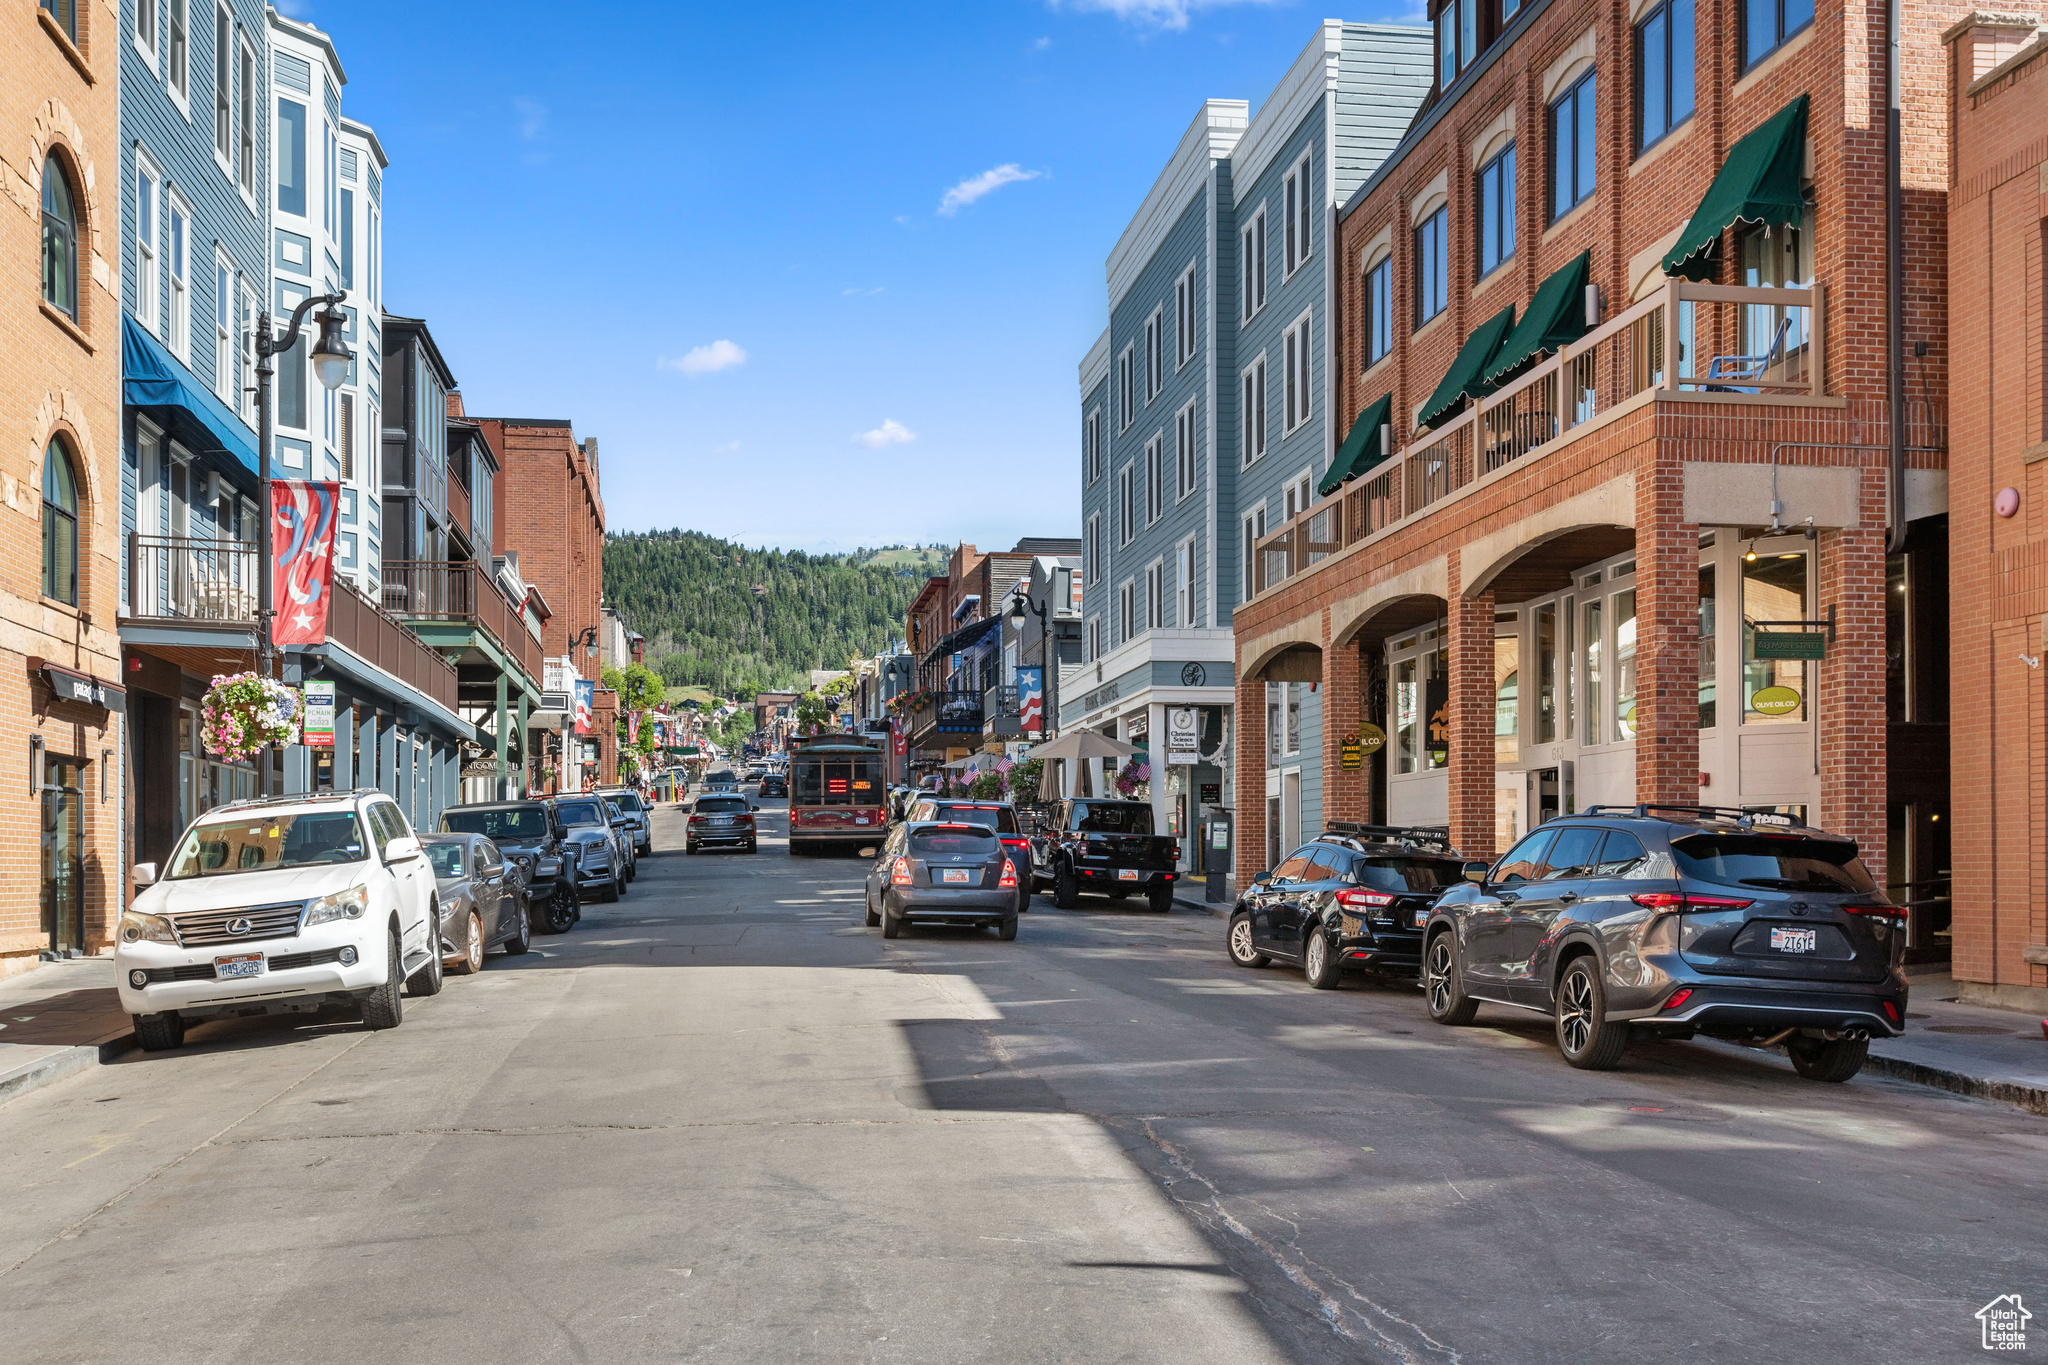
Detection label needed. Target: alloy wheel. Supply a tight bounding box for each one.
[1307,934,1327,976]
[1230,919,1255,962]
[1426,939,1454,1014]
[1558,969,1594,1056]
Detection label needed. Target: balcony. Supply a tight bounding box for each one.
[1252,279,1841,597]
[380,559,543,681]
[982,683,1022,738]
[908,688,985,747]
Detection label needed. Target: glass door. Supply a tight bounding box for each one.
[40,755,83,954]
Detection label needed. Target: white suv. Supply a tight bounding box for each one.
[116,790,442,1052]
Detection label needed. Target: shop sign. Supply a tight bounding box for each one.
[1750,685,1802,717]
[1357,723,1385,756]
[1426,678,1449,765]
[1340,735,1363,770]
[1200,782,1221,806]
[1166,707,1200,764]
[1753,631,1827,661]
[303,682,336,748]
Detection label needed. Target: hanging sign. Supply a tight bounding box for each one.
[1340,734,1363,770]
[1753,631,1827,661]
[303,681,336,748]
[269,480,340,647]
[573,680,595,734]
[1167,706,1201,764]
[1425,678,1450,765]
[1357,722,1386,756]
[1750,685,1803,717]
[1016,666,1045,735]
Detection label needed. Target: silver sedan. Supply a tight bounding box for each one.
[863,822,1020,941]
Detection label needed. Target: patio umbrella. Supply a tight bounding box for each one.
[1025,730,1138,801]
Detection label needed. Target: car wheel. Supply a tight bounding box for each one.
[502,903,532,955]
[453,910,485,975]
[1555,956,1626,1070]
[1147,885,1173,914]
[1227,912,1270,968]
[882,904,904,939]
[1053,863,1079,909]
[747,841,757,854]
[133,1011,186,1052]
[1423,930,1478,1025]
[361,930,404,1029]
[1304,930,1344,989]
[543,892,576,934]
[997,915,1018,942]
[864,892,881,928]
[601,874,621,904]
[407,918,445,998]
[1788,1034,1869,1083]
[686,843,698,855]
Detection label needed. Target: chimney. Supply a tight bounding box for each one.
[446,390,465,418]
[1944,11,2044,84]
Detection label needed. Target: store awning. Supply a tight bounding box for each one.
[122,316,260,477]
[1415,305,1517,431]
[1661,94,1809,282]
[920,613,1001,668]
[1482,251,1593,385]
[1318,393,1395,496]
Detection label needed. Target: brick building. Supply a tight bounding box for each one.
[1230,0,1957,962]
[471,415,607,791]
[902,542,1044,774]
[2,1,125,974]
[1946,11,2048,1009]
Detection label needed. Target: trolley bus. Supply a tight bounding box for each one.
[788,733,887,856]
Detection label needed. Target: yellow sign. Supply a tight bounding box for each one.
[1750,685,1802,717]
[1357,723,1386,755]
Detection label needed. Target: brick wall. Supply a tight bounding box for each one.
[472,417,605,667]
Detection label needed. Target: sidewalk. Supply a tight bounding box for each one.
[0,956,135,1104]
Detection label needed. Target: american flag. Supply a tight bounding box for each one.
[573,680,594,734]
[1016,666,1044,735]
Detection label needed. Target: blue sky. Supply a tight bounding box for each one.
[296,0,1418,554]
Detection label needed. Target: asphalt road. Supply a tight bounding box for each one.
[2,797,2042,1364]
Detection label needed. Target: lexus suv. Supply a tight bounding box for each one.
[115,790,442,1051]
[1420,806,1908,1079]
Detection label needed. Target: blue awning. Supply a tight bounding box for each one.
[123,315,260,477]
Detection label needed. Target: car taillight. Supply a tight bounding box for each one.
[1630,892,1754,910]
[1001,837,1028,850]
[1881,1000,1901,1024]
[1336,888,1396,909]
[688,816,705,825]
[738,814,754,824]
[891,857,912,886]
[1842,903,1905,919]
[1662,988,1694,1011]
[998,860,1018,889]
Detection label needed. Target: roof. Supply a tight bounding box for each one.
[339,118,388,169]
[1011,537,1083,555]
[381,314,458,391]
[1106,99,1249,307]
[268,9,347,85]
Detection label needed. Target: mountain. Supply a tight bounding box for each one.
[603,530,931,697]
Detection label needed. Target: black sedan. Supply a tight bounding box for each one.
[759,773,787,798]
[863,822,1020,940]
[423,833,531,971]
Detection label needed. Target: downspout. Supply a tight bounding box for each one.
[1885,0,1907,554]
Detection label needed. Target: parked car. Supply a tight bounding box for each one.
[907,797,1033,916]
[552,795,626,903]
[115,790,441,1051]
[439,800,577,933]
[423,833,531,972]
[598,787,653,855]
[1228,825,1468,986]
[863,821,1020,940]
[1030,798,1180,912]
[1421,806,1908,1078]
[758,773,787,798]
[702,769,741,795]
[600,797,639,882]
[687,794,757,853]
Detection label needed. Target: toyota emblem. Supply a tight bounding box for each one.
[225,916,253,936]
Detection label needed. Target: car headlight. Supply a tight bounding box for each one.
[119,910,176,944]
[304,885,370,926]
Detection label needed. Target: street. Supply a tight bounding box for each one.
[3,799,2042,1365]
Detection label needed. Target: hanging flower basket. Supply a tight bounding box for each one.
[1114,759,1152,800]
[200,672,302,762]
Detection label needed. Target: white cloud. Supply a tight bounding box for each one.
[937,164,1044,217]
[854,419,916,449]
[1033,35,1053,49]
[513,97,547,140]
[1053,0,1276,30]
[841,286,885,297]
[660,340,748,376]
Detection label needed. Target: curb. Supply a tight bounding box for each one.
[1174,895,1230,918]
[1863,1049,2048,1118]
[0,1032,136,1107]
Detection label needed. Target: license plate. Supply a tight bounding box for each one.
[1414,908,1429,928]
[215,953,264,979]
[854,817,870,825]
[1770,926,1818,954]
[1118,868,1140,881]
[940,868,973,884]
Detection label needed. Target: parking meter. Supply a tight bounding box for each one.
[1202,811,1232,902]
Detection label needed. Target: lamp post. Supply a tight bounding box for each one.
[1007,588,1051,740]
[255,292,354,676]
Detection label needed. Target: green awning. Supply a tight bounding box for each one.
[1318,394,1395,496]
[1662,94,1809,282]
[1482,251,1592,386]
[1415,305,1517,431]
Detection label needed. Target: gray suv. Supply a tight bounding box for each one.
[1421,806,1907,1080]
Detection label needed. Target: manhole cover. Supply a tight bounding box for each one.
[1926,1025,2013,1036]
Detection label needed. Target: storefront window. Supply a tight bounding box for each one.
[1535,604,1557,743]
[1285,683,1301,754]
[41,755,83,954]
[1396,657,1419,773]
[1582,598,1602,745]
[1613,590,1637,741]
[1743,551,1808,723]
[1495,634,1520,763]
[1267,683,1282,759]
[1699,564,1716,728]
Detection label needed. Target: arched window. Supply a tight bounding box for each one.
[43,439,79,606]
[41,156,78,320]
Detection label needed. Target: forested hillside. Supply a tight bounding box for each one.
[603,530,933,696]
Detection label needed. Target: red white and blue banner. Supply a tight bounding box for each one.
[268,480,340,647]
[1016,666,1044,735]
[573,680,595,734]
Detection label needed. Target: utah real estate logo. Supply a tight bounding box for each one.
[1977,1294,2030,1351]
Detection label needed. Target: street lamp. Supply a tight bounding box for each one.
[1007,589,1051,738]
[255,292,353,674]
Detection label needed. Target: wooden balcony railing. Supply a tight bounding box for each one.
[380,559,543,680]
[1251,278,1834,598]
[328,583,460,713]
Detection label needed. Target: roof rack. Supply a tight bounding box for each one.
[1318,821,1460,855]
[1581,804,1808,829]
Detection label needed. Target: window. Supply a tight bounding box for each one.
[1177,538,1197,627]
[1636,0,1695,152]
[1118,344,1134,431]
[1241,506,1266,602]
[1744,0,1812,70]
[135,162,159,330]
[1241,354,1267,465]
[340,188,355,289]
[1145,309,1162,402]
[1241,207,1267,320]
[1477,143,1516,277]
[236,280,256,422]
[1084,408,1101,483]
[1146,563,1164,630]
[1176,262,1197,366]
[1283,312,1312,433]
[42,0,79,43]
[1120,581,1136,644]
[42,440,79,605]
[1176,398,1197,500]
[277,334,308,430]
[167,195,189,357]
[168,0,189,103]
[1437,0,1477,86]
[1364,253,1393,367]
[325,120,337,236]
[1088,616,1102,661]
[136,0,156,53]
[1414,206,1448,327]
[237,40,256,194]
[1145,434,1162,524]
[277,98,307,216]
[1742,550,1808,724]
[1284,154,1314,276]
[1087,512,1101,585]
[1118,464,1134,545]
[214,7,233,163]
[1285,472,1313,520]
[213,255,232,403]
[41,157,78,321]
[339,392,355,480]
[1549,70,1597,221]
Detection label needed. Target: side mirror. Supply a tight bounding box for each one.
[1462,860,1490,884]
[1251,870,1272,885]
[132,862,158,887]
[386,836,423,862]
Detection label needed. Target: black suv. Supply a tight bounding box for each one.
[439,800,580,933]
[1228,824,1468,987]
[1421,806,1907,1080]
